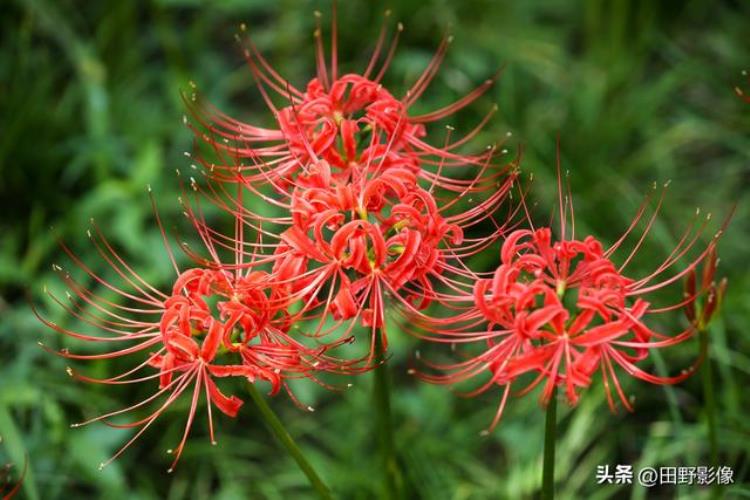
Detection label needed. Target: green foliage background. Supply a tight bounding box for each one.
[1,0,748,498]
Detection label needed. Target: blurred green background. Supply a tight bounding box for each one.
[1,0,749,498]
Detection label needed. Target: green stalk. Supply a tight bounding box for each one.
[246,384,333,500]
[699,328,721,499]
[541,386,558,500]
[373,328,402,498]
[700,329,718,464]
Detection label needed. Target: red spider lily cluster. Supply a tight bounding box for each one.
[412,176,728,431]
[183,17,514,358]
[38,9,727,470]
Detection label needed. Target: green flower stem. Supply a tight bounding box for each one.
[699,328,720,499]
[541,386,558,500]
[700,329,718,464]
[373,328,403,498]
[246,384,333,500]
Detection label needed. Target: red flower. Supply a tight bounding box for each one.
[196,154,512,362]
[184,12,506,192]
[180,10,518,361]
[35,199,351,471]
[413,170,730,432]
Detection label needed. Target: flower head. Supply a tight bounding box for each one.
[185,11,504,192]
[181,11,518,361]
[413,164,730,432]
[36,196,352,470]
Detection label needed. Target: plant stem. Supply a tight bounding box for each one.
[700,329,718,464]
[246,384,333,500]
[699,328,721,499]
[541,386,557,500]
[373,328,402,499]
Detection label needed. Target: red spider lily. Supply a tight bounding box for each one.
[183,9,509,193]
[412,162,731,433]
[279,166,462,339]
[184,153,517,363]
[176,8,519,361]
[34,194,353,471]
